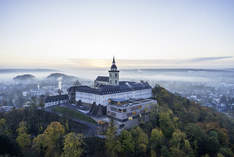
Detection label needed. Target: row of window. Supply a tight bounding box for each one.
[110,80,118,84]
[110,73,118,77]
[110,107,127,112]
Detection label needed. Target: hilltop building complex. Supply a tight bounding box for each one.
[43,57,157,130]
[68,57,153,107]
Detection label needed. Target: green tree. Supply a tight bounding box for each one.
[16,121,31,150]
[105,119,121,157]
[119,130,134,156]
[169,129,195,157]
[151,149,157,157]
[170,147,186,157]
[160,145,170,157]
[65,120,69,132]
[62,132,83,157]
[159,112,175,138]
[184,139,195,157]
[150,128,164,150]
[131,126,149,156]
[184,123,206,156]
[0,118,6,134]
[217,153,224,157]
[219,147,233,157]
[204,131,220,155]
[169,129,186,149]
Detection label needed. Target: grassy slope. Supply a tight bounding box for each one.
[51,106,96,124]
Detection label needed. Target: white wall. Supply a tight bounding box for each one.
[44,100,68,108]
[75,89,152,106]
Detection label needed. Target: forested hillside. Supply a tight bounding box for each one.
[0,85,234,157]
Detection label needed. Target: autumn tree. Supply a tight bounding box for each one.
[32,134,47,156]
[32,121,65,157]
[62,132,83,157]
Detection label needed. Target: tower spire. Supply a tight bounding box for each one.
[109,57,119,85]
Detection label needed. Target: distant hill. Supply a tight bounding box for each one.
[46,73,78,81]
[13,74,36,81]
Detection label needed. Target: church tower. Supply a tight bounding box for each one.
[109,57,119,86]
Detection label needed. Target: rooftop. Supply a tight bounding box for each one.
[68,81,151,95]
[45,94,69,103]
[95,76,109,82]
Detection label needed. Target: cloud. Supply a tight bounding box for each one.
[189,56,233,62]
[68,56,234,69]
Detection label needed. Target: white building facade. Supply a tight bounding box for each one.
[44,94,69,108]
[75,88,152,106]
[107,98,157,129]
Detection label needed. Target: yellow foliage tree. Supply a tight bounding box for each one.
[62,132,83,157]
[32,121,65,157]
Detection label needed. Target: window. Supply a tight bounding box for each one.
[119,124,125,128]
[115,80,117,84]
[127,113,132,116]
[110,107,118,112]
[115,73,117,77]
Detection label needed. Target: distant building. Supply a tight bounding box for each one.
[44,94,69,108]
[0,106,14,112]
[68,57,153,106]
[22,91,28,97]
[0,94,3,101]
[107,98,157,129]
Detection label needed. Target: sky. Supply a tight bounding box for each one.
[1,0,234,68]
